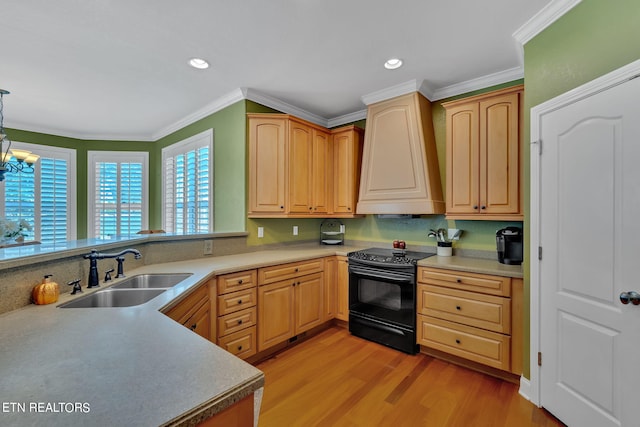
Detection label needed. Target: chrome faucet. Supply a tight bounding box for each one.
[84,248,142,288]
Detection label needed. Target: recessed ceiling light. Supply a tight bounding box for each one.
[189,58,210,69]
[384,58,403,70]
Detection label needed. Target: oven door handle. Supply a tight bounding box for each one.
[348,265,414,283]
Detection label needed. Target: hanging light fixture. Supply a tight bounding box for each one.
[0,89,38,182]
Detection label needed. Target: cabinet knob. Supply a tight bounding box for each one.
[237,299,243,304]
[456,306,461,310]
[348,207,351,211]
[238,346,243,351]
[238,279,243,284]
[295,268,299,272]
[481,205,486,210]
[237,319,243,324]
[455,339,461,344]
[190,324,197,331]
[280,205,284,209]
[473,205,478,210]
[309,206,313,210]
[456,278,462,283]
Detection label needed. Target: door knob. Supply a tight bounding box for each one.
[620,291,640,305]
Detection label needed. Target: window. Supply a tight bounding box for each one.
[88,151,148,239]
[162,129,213,233]
[0,142,77,243]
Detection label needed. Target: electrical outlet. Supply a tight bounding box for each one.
[448,229,462,240]
[203,240,213,255]
[257,227,264,238]
[293,225,299,236]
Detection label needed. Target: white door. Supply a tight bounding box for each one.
[538,75,640,427]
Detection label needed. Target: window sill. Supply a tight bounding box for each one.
[0,232,249,271]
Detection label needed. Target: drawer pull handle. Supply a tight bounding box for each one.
[238,345,243,351]
[238,279,243,284]
[190,324,197,331]
[295,268,299,272]
[237,299,243,304]
[237,319,243,324]
[455,339,461,344]
[456,306,461,310]
[456,278,462,283]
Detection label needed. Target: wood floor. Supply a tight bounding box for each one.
[255,327,565,427]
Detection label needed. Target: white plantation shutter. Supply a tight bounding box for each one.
[162,129,213,233]
[0,142,76,243]
[88,152,148,239]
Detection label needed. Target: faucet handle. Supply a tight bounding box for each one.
[104,268,114,282]
[67,279,82,295]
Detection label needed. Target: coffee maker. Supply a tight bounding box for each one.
[496,227,523,265]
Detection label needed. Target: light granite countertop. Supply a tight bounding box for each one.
[0,244,520,426]
[0,246,360,427]
[418,255,523,278]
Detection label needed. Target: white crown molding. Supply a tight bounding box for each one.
[361,79,426,105]
[4,120,155,141]
[152,88,246,140]
[431,66,524,101]
[244,88,329,128]
[327,109,367,128]
[513,0,583,47]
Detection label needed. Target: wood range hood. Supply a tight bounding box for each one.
[356,92,445,215]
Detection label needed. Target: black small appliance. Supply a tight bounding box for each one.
[496,227,523,265]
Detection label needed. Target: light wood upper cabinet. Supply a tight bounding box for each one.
[357,92,444,215]
[444,85,523,220]
[332,126,363,214]
[248,116,287,213]
[248,114,362,218]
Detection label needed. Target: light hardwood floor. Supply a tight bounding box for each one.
[256,326,565,427]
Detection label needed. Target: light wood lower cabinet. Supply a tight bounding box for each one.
[336,256,349,321]
[258,260,324,352]
[163,281,214,342]
[216,270,257,360]
[417,267,522,374]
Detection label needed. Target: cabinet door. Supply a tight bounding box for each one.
[336,257,349,321]
[479,92,520,215]
[288,121,313,213]
[249,117,287,213]
[295,272,324,334]
[445,102,480,215]
[323,257,337,321]
[332,128,362,214]
[311,129,332,214]
[189,300,211,341]
[258,280,295,351]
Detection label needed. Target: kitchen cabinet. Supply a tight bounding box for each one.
[356,92,444,214]
[443,85,523,220]
[216,270,257,360]
[289,121,331,214]
[335,256,349,322]
[163,281,214,341]
[248,116,287,214]
[416,267,522,374]
[332,126,363,214]
[257,259,324,351]
[247,114,362,218]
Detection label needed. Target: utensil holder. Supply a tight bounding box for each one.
[437,241,452,257]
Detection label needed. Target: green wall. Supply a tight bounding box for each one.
[521,0,640,379]
[6,128,154,239]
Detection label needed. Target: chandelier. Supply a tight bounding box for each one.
[0,89,39,182]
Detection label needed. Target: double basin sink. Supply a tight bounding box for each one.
[59,273,192,308]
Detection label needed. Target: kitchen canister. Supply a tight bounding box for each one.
[436,241,453,257]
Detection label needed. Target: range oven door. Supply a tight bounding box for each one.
[348,263,418,354]
[348,263,416,328]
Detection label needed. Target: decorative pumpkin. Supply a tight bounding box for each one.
[32,274,59,305]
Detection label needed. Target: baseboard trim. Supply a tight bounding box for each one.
[519,376,532,402]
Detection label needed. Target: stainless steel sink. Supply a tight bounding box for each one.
[110,273,192,289]
[59,288,167,308]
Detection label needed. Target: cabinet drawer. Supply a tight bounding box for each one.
[418,267,511,297]
[217,270,257,295]
[164,282,210,324]
[217,288,257,316]
[218,307,257,337]
[218,326,257,359]
[258,258,324,285]
[417,315,510,371]
[417,284,510,334]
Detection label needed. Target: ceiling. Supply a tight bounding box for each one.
[2,0,551,141]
